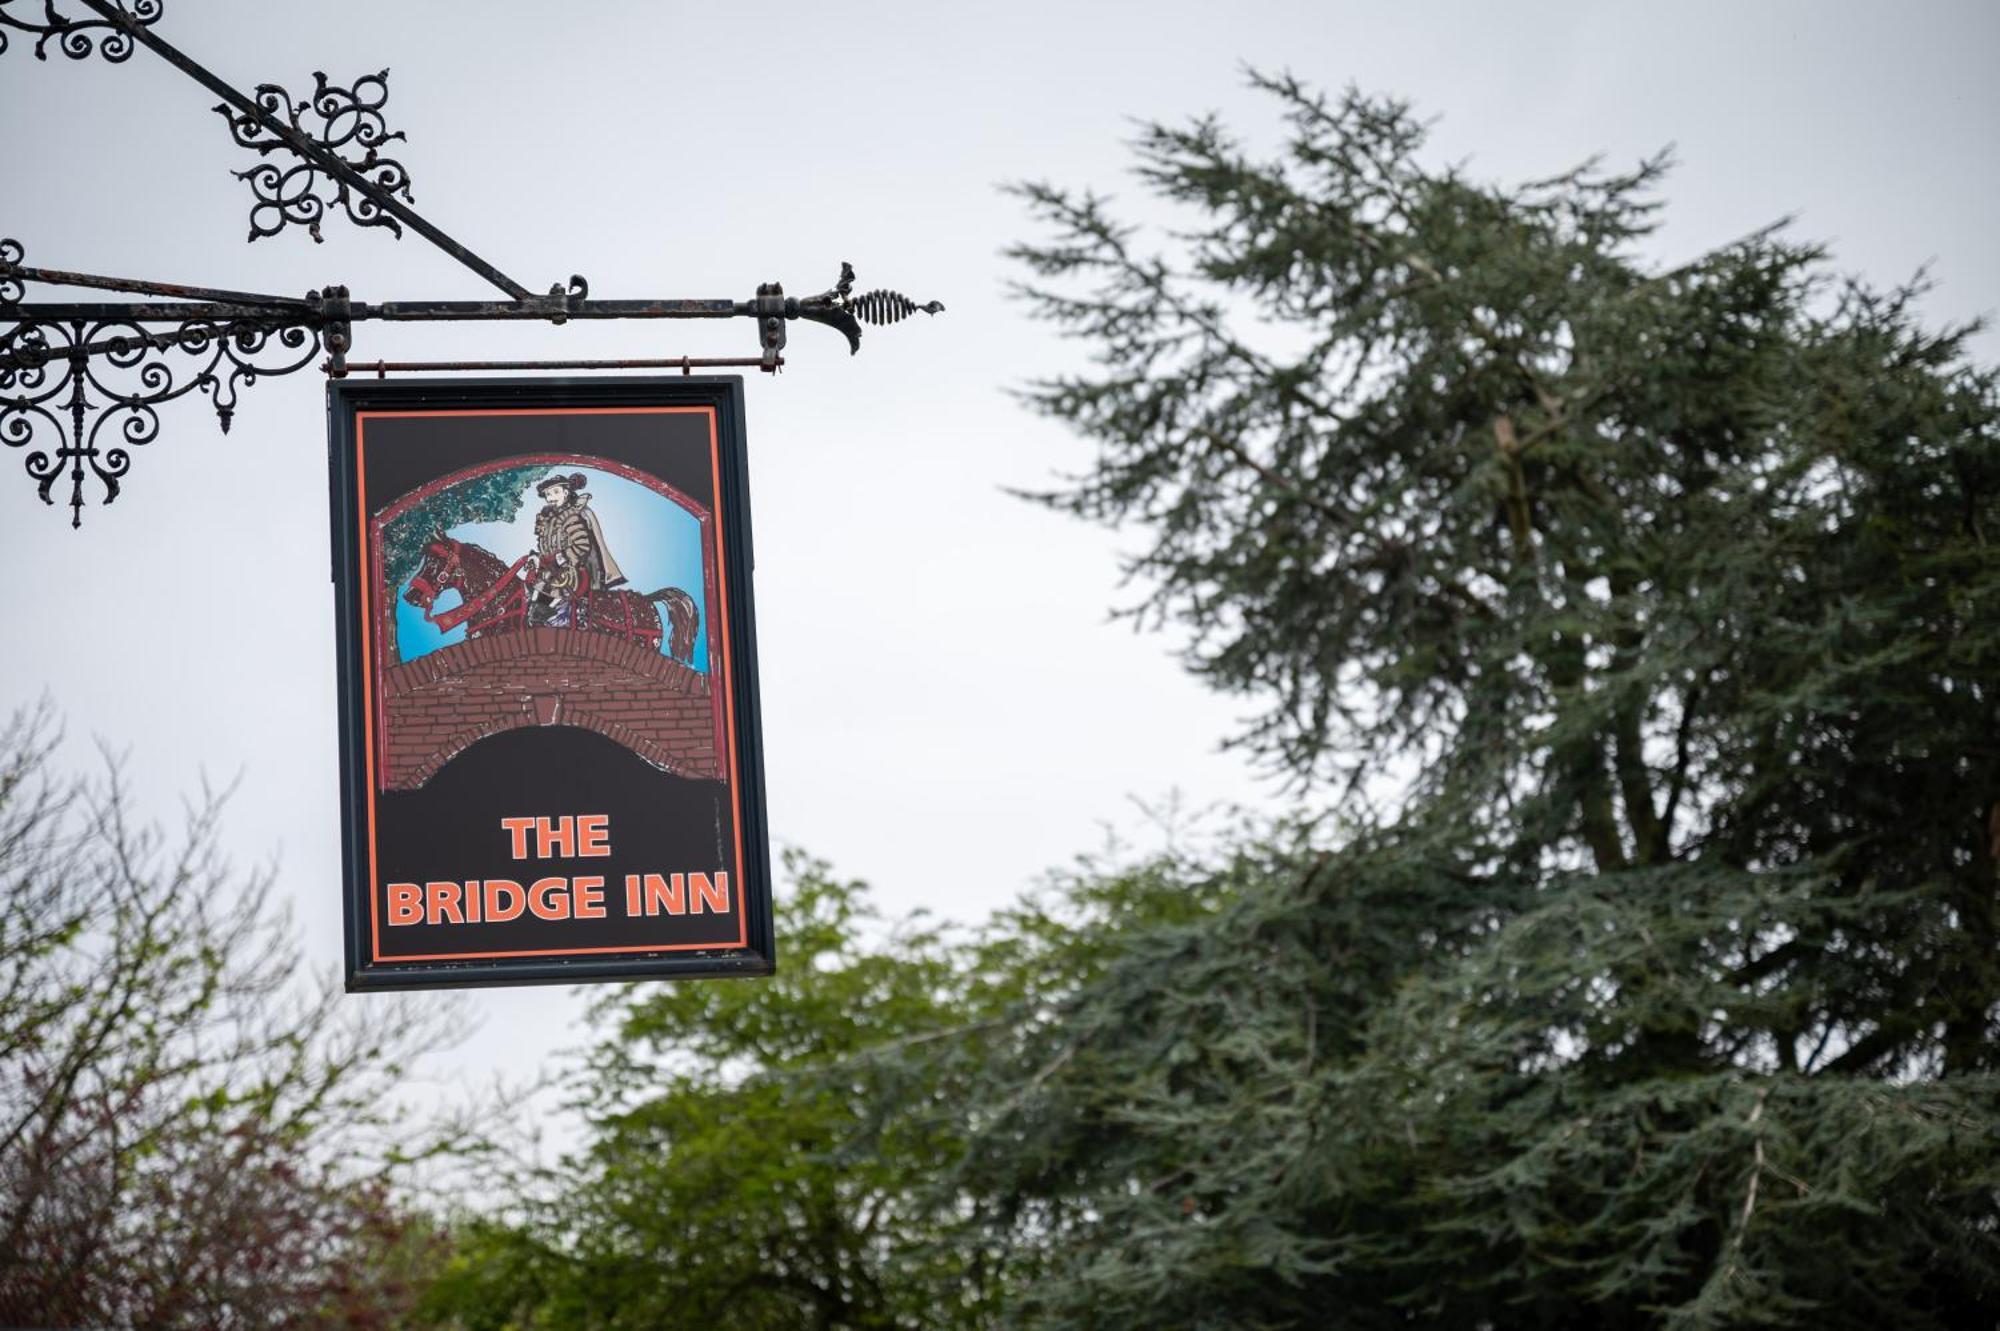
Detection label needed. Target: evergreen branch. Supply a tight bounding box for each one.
[1716,1085,1770,1293]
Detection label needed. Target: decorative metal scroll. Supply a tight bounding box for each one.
[0,238,21,304]
[1,1,945,526]
[0,0,159,62]
[1,251,327,525]
[217,69,413,243]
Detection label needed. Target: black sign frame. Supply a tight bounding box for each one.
[327,376,774,990]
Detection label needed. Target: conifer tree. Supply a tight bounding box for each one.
[963,72,2000,1327]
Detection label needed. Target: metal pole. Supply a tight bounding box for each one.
[14,264,314,308]
[7,297,741,327]
[73,0,535,301]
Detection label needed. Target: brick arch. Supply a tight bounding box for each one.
[379,627,721,791]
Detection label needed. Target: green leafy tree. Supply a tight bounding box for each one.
[414,842,1228,1331]
[0,705,461,1328]
[947,74,2000,1327]
[420,855,998,1331]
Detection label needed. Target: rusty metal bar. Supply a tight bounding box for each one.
[338,355,778,377]
[14,264,313,308]
[73,0,535,301]
[9,297,742,324]
[366,298,744,322]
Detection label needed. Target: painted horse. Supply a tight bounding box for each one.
[403,535,699,662]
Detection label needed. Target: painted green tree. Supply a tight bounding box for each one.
[378,464,543,660]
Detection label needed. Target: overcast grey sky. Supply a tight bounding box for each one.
[4,0,1997,1098]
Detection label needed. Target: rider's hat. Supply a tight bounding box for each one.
[536,471,588,497]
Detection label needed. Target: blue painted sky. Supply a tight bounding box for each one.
[395,464,710,671]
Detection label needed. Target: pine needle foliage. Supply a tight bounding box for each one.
[967,72,2000,1327]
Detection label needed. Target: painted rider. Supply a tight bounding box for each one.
[527,471,627,626]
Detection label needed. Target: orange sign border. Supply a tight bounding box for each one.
[329,378,773,990]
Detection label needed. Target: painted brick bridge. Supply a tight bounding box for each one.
[381,628,722,790]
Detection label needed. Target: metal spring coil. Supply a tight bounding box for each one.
[849,289,945,326]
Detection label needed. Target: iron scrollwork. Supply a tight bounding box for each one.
[215,69,414,243]
[0,237,22,305]
[0,0,160,62]
[3,244,326,526]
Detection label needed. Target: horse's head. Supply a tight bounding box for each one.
[404,536,463,610]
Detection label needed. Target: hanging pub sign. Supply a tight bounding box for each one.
[327,377,774,990]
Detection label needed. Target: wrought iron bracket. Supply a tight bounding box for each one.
[0,1,944,525]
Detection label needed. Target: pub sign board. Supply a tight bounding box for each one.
[327,377,774,990]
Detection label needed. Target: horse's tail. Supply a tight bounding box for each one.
[647,588,699,662]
